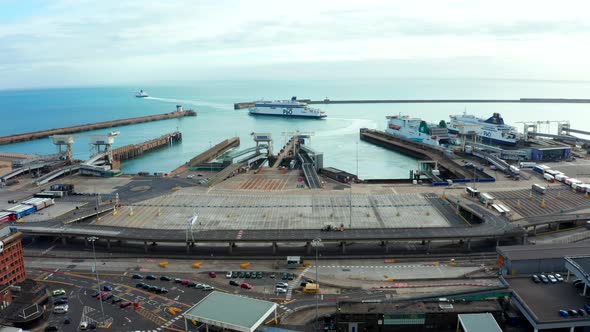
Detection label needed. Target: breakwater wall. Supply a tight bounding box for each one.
[111,132,182,170]
[187,137,240,167]
[234,98,590,109]
[0,110,196,145]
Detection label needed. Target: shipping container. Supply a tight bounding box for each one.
[519,162,537,168]
[22,197,54,211]
[532,164,551,174]
[532,184,546,194]
[555,174,568,182]
[0,212,12,222]
[565,178,582,187]
[4,204,36,219]
[545,169,562,177]
[543,173,555,182]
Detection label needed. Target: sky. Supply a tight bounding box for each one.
[1,0,590,88]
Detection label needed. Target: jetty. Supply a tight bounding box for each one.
[0,108,196,145]
[234,98,590,109]
[111,132,183,170]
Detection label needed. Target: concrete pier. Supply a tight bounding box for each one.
[360,128,472,179]
[0,110,196,145]
[112,132,182,169]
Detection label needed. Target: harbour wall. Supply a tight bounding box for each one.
[359,128,472,179]
[111,132,182,170]
[234,98,590,109]
[0,110,196,145]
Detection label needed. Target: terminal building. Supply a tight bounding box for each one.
[0,225,26,286]
[497,243,590,331]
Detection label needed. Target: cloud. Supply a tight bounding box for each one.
[1,0,590,88]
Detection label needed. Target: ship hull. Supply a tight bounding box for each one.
[447,128,517,146]
[249,111,326,119]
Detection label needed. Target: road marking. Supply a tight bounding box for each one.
[174,295,179,300]
[42,245,56,255]
[44,273,53,280]
[125,317,132,323]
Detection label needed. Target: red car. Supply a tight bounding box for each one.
[181,279,190,286]
[209,272,217,278]
[96,291,109,300]
[240,283,253,290]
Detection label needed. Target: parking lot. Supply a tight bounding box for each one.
[33,266,307,332]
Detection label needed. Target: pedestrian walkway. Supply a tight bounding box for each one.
[286,266,309,300]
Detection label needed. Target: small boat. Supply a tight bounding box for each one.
[135,90,149,98]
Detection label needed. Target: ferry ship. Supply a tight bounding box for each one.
[385,115,454,147]
[447,112,518,146]
[248,97,326,118]
[135,90,149,98]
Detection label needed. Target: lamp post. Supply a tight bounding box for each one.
[349,179,352,229]
[312,238,322,329]
[88,236,105,325]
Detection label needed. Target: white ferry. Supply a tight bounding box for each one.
[248,97,326,118]
[447,112,519,146]
[385,115,454,147]
[135,90,149,98]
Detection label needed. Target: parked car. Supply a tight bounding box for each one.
[103,293,113,301]
[555,273,564,282]
[531,275,540,283]
[578,308,588,317]
[547,275,558,284]
[90,291,101,298]
[559,310,569,318]
[281,273,288,280]
[240,283,253,290]
[203,286,215,291]
[149,286,158,292]
[132,274,144,279]
[187,282,197,288]
[539,275,549,284]
[141,284,150,290]
[53,305,69,314]
[44,326,58,332]
[54,299,68,306]
[120,302,132,308]
[244,272,251,278]
[231,271,238,278]
[52,289,66,296]
[276,282,289,288]
[269,273,276,279]
[287,273,294,280]
[160,276,171,281]
[97,291,109,300]
[195,284,204,289]
[229,280,240,286]
[174,278,182,283]
[181,279,190,286]
[146,275,157,280]
[63,316,71,324]
[226,271,233,279]
[569,309,579,317]
[237,271,245,278]
[136,282,146,288]
[275,287,287,294]
[111,297,122,304]
[159,288,168,294]
[209,272,217,278]
[102,285,113,291]
[256,271,264,279]
[88,322,97,329]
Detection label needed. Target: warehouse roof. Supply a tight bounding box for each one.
[457,313,502,332]
[183,292,276,332]
[497,243,590,261]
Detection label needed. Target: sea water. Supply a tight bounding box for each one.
[0,79,589,179]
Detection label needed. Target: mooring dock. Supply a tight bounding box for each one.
[0,109,196,145]
[360,128,471,179]
[111,132,183,170]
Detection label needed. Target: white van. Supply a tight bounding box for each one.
[53,304,69,313]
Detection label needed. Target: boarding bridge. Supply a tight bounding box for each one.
[298,150,321,189]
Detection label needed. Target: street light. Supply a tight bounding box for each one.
[311,238,323,329]
[88,236,105,325]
